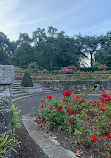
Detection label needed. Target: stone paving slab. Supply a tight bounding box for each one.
[22,115,78,158]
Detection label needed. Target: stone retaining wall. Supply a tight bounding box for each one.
[0,65,14,158]
[35,80,111,92]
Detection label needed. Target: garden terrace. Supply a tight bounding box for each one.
[14,71,111,80]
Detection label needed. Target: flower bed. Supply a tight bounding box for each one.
[34,91,111,158]
[14,70,111,80]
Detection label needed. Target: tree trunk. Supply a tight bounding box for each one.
[50,59,52,68]
[90,52,93,67]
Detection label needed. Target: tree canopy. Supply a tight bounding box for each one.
[0,26,111,68]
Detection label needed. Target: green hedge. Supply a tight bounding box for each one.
[77,67,99,72]
[21,72,33,87]
[78,67,111,72]
[44,66,61,71]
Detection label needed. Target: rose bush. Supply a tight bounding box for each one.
[35,91,111,155]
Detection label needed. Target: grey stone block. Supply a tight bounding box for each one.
[0,65,14,158]
[0,85,11,109]
[0,65,14,84]
[0,109,12,132]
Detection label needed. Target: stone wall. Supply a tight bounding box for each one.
[35,80,111,92]
[0,65,14,158]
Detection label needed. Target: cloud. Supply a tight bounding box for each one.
[0,0,111,41]
[0,0,20,39]
[82,19,111,36]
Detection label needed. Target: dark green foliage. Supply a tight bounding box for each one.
[44,66,61,71]
[95,31,111,67]
[11,33,34,67]
[78,67,99,72]
[0,133,12,157]
[10,104,21,153]
[21,73,33,87]
[0,32,14,65]
[1,27,111,68]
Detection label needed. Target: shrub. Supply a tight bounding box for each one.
[14,66,23,73]
[21,72,33,87]
[28,62,39,69]
[59,66,77,74]
[98,64,108,70]
[10,104,21,153]
[78,67,99,72]
[41,69,49,74]
[0,133,12,158]
[28,62,40,73]
[35,90,111,155]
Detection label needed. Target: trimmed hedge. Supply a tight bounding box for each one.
[44,66,61,71]
[21,72,33,87]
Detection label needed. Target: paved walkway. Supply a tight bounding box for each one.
[15,92,101,115]
[15,92,101,158]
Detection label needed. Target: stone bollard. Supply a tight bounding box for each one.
[0,65,14,158]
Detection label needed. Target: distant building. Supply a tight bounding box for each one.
[79,53,95,67]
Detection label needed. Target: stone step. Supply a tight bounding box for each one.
[12,84,42,88]
[11,88,23,92]
[12,91,26,95]
[11,90,54,102]
[13,82,41,86]
[11,80,59,101]
[12,94,34,102]
[12,92,29,98]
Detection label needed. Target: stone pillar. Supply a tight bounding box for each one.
[0,65,14,158]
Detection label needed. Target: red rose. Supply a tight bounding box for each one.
[57,106,63,112]
[99,107,105,111]
[41,104,44,109]
[80,99,85,103]
[68,112,70,116]
[41,99,44,102]
[101,93,108,98]
[76,96,81,99]
[106,96,110,100]
[67,106,71,111]
[97,102,101,105]
[92,136,97,142]
[69,120,73,124]
[92,104,96,107]
[107,133,111,138]
[72,111,75,114]
[47,96,52,99]
[63,90,71,97]
[38,116,42,119]
[103,100,107,103]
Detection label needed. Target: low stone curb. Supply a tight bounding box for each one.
[22,115,78,158]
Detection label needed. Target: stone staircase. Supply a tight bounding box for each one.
[11,80,58,101]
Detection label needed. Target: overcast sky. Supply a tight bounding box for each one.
[0,0,111,41]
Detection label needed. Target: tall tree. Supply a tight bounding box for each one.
[32,28,46,46]
[48,26,58,37]
[0,32,13,64]
[95,32,111,66]
[12,33,33,67]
